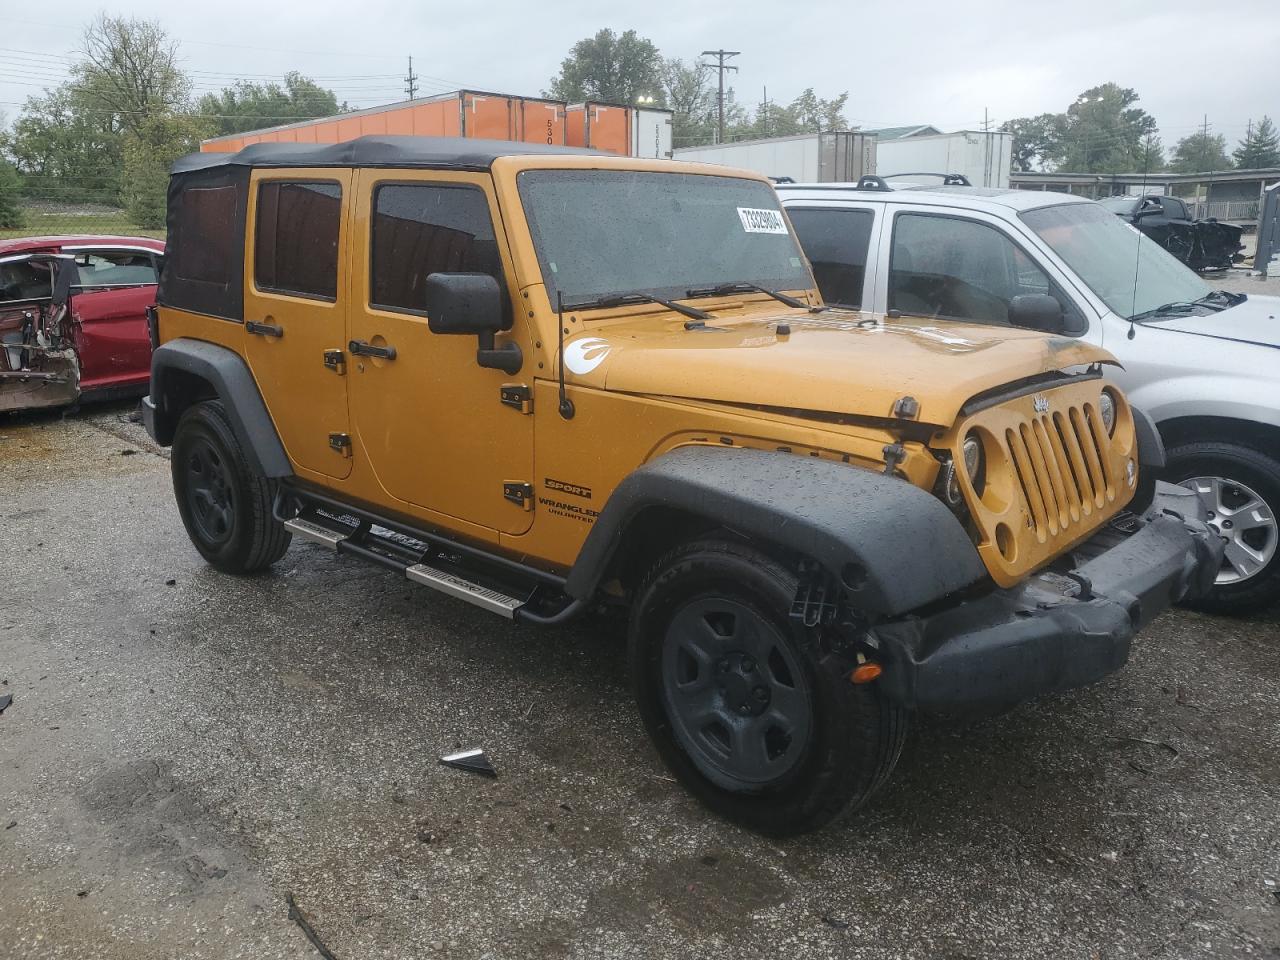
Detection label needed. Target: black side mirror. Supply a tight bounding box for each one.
[1008,294,1067,334]
[424,272,521,374]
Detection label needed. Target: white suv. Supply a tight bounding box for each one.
[778,179,1280,614]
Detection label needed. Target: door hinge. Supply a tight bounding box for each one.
[329,433,353,458]
[503,481,534,510]
[323,348,346,375]
[500,383,533,414]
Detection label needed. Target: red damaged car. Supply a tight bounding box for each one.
[0,235,163,414]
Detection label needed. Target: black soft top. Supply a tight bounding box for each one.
[172,135,601,174]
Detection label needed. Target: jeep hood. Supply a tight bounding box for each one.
[1143,294,1280,349]
[560,310,1116,427]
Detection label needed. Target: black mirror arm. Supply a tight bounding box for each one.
[476,330,522,374]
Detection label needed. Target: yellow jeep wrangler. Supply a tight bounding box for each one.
[143,137,1221,834]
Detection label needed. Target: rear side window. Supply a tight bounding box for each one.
[173,185,237,285]
[72,251,158,288]
[787,207,874,308]
[371,183,504,314]
[254,181,342,300]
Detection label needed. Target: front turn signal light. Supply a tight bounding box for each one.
[850,663,883,684]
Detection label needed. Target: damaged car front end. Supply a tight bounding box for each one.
[0,253,81,413]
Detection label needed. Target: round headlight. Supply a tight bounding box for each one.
[1099,390,1117,435]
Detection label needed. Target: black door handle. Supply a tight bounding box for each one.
[349,339,396,360]
[245,320,283,338]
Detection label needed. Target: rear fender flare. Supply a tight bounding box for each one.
[146,338,291,478]
[565,446,988,617]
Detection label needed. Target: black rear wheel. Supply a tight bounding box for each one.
[172,400,290,574]
[629,538,907,835]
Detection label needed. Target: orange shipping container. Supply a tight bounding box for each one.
[565,102,631,156]
[201,90,567,153]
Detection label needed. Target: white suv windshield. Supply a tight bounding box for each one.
[518,170,810,308]
[1022,202,1210,320]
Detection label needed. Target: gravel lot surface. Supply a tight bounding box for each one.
[1,403,1277,960]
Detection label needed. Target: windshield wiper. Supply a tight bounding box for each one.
[565,291,711,322]
[686,281,806,309]
[1195,289,1247,309]
[1129,300,1202,322]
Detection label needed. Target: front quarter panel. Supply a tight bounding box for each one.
[1103,324,1280,431]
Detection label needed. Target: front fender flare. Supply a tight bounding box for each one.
[565,447,988,617]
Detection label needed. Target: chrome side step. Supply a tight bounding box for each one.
[282,507,531,620]
[284,516,350,551]
[406,562,523,619]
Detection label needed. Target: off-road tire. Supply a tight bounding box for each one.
[628,538,907,835]
[171,399,291,574]
[1165,440,1280,615]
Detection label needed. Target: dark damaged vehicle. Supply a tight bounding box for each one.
[1099,195,1244,273]
[0,236,163,414]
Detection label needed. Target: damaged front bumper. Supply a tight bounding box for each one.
[873,482,1223,712]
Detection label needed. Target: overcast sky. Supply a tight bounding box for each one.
[4,1,1278,152]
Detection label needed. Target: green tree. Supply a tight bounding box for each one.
[1047,83,1158,173]
[1136,134,1166,173]
[198,73,347,137]
[1001,114,1058,172]
[0,160,25,228]
[73,13,190,136]
[1233,117,1280,169]
[545,29,664,104]
[122,112,205,228]
[661,58,715,147]
[5,86,124,203]
[784,88,849,133]
[1169,130,1232,173]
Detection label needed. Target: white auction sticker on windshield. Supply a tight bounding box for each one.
[737,207,788,234]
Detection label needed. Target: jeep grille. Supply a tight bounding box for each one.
[1005,402,1113,540]
[943,382,1137,589]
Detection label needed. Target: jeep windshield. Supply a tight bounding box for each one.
[1021,202,1212,320]
[517,169,811,310]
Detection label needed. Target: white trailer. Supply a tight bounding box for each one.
[673,132,876,182]
[874,131,1013,188]
[632,108,673,159]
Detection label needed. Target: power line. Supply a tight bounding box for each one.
[700,49,739,145]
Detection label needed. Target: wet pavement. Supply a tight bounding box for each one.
[1,403,1277,960]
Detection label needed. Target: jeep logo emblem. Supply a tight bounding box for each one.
[1033,394,1050,414]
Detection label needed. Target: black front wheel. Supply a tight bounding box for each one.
[171,400,291,574]
[629,538,907,835]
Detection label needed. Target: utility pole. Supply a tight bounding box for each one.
[405,56,419,101]
[701,49,739,144]
[761,86,769,137]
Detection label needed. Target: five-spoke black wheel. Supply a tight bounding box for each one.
[630,537,908,835]
[171,400,291,574]
[183,439,236,548]
[663,597,813,791]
